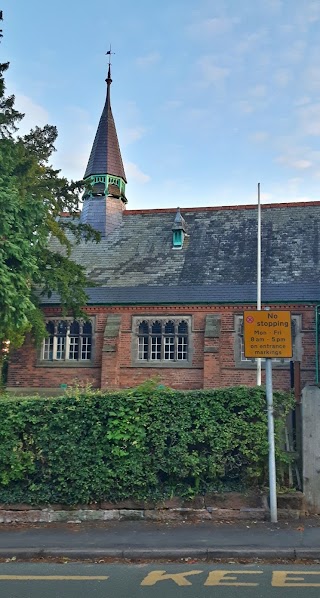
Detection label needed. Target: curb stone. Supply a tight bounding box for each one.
[0,507,303,524]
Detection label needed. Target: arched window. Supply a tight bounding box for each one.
[41,320,93,362]
[136,318,189,362]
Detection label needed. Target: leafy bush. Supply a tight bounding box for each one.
[0,384,293,504]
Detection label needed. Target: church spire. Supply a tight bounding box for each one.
[84,55,127,188]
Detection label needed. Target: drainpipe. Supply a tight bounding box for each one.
[316,305,320,384]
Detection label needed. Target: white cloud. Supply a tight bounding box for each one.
[294,96,311,107]
[197,56,230,87]
[275,143,320,173]
[121,126,147,145]
[124,161,150,184]
[282,40,306,64]
[274,69,292,88]
[236,30,267,54]
[277,155,313,170]
[304,66,320,90]
[187,16,238,38]
[14,93,50,135]
[250,131,269,143]
[298,103,320,136]
[249,85,267,98]
[136,52,161,68]
[163,100,183,110]
[238,100,255,114]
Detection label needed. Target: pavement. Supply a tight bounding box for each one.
[0,519,320,560]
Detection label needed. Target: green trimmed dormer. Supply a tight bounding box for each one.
[172,207,186,249]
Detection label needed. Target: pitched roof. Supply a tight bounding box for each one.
[84,68,127,181]
[48,201,320,305]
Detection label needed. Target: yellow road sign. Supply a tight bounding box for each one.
[243,310,292,359]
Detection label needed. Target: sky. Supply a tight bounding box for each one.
[2,0,320,209]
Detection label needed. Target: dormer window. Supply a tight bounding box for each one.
[172,207,187,249]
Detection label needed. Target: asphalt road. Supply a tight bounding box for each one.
[2,563,320,597]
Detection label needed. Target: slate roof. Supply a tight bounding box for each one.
[84,69,127,181]
[41,282,320,305]
[46,201,320,305]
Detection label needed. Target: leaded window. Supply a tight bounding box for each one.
[42,320,93,362]
[137,318,189,362]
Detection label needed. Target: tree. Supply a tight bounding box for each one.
[0,16,99,378]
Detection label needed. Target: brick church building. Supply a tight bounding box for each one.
[7,66,320,394]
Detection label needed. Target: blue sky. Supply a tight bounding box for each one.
[2,0,320,209]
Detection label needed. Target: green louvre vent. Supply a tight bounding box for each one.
[173,230,183,248]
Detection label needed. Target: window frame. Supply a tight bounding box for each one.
[132,316,192,367]
[38,318,95,367]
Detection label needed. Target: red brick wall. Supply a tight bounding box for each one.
[7,304,316,393]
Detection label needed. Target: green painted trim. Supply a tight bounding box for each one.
[84,174,126,197]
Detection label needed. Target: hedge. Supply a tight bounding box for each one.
[0,383,293,505]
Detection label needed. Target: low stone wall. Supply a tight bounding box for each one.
[0,492,306,523]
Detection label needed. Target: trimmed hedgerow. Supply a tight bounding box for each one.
[0,383,293,504]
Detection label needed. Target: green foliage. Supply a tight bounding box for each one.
[0,25,100,361]
[0,386,294,505]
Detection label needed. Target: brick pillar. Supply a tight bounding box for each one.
[101,314,122,389]
[203,315,221,388]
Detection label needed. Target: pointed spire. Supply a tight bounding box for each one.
[84,57,127,183]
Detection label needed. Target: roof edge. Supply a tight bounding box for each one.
[124,200,320,216]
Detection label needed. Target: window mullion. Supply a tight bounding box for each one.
[53,335,58,360]
[161,322,164,361]
[65,323,71,361]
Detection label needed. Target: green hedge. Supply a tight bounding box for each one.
[0,384,293,504]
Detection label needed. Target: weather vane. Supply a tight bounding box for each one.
[106,45,115,67]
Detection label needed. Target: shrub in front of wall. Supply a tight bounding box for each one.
[0,385,293,504]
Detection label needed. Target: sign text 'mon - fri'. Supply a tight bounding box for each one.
[243,310,292,359]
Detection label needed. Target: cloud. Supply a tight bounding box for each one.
[304,66,320,90]
[266,0,283,12]
[276,144,320,173]
[186,16,238,39]
[136,52,161,68]
[249,85,267,98]
[294,96,311,107]
[298,103,320,136]
[277,155,313,170]
[236,30,267,54]
[121,126,147,145]
[13,93,50,135]
[250,131,269,143]
[282,40,306,64]
[238,100,255,114]
[124,161,150,184]
[197,56,230,87]
[274,69,292,88]
[163,100,183,110]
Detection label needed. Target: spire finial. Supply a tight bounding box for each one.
[106,45,115,83]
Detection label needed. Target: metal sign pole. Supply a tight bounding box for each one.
[265,357,278,523]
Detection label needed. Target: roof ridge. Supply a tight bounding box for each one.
[124,200,320,215]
